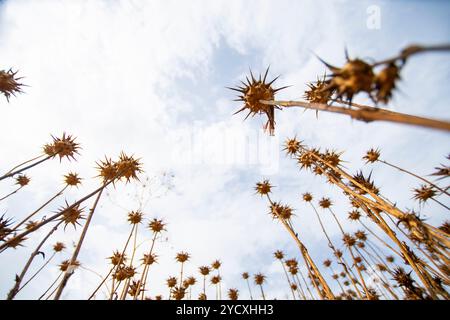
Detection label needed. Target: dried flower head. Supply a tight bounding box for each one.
[319,197,332,209]
[128,280,143,297]
[96,156,117,182]
[109,250,127,266]
[254,273,266,285]
[116,152,143,183]
[386,256,395,263]
[430,164,450,180]
[15,174,30,187]
[25,220,39,232]
[285,258,298,268]
[211,275,222,285]
[171,286,186,300]
[228,67,288,135]
[255,180,272,196]
[113,266,135,281]
[59,259,80,272]
[0,69,24,101]
[283,138,302,156]
[186,276,196,286]
[354,230,367,241]
[228,288,239,300]
[148,218,166,233]
[127,210,143,225]
[342,233,356,247]
[242,272,249,280]
[269,202,293,220]
[175,252,190,263]
[323,259,332,267]
[198,293,207,300]
[45,133,80,161]
[166,276,177,288]
[6,235,27,249]
[363,148,381,163]
[53,242,65,252]
[439,221,450,235]
[199,266,211,276]
[334,250,343,259]
[374,63,400,104]
[274,250,284,260]
[412,185,437,204]
[348,210,361,221]
[64,172,82,187]
[211,259,221,269]
[58,201,85,230]
[304,75,333,105]
[141,253,158,266]
[0,214,13,240]
[302,192,313,202]
[323,149,343,167]
[350,171,379,195]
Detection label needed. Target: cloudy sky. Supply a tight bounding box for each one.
[0,0,449,299]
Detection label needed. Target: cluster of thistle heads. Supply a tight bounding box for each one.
[0,69,24,102]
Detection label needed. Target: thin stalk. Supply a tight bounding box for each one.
[245,278,253,300]
[38,272,62,300]
[53,187,105,299]
[0,186,23,202]
[298,269,315,300]
[0,155,52,181]
[279,260,296,299]
[120,223,140,300]
[292,274,306,299]
[19,251,57,292]
[258,284,266,300]
[2,154,46,177]
[137,232,158,300]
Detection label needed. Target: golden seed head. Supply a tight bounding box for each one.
[377,264,388,272]
[229,67,288,135]
[199,266,211,276]
[64,172,82,187]
[323,259,332,267]
[59,259,80,272]
[412,185,436,203]
[342,234,356,247]
[128,280,143,297]
[0,69,24,101]
[386,255,395,263]
[58,202,85,230]
[116,152,143,183]
[255,180,272,196]
[439,221,450,235]
[254,273,266,285]
[187,276,196,286]
[302,192,313,202]
[127,210,143,225]
[198,293,207,300]
[172,286,186,300]
[148,218,166,233]
[113,266,135,281]
[357,242,365,249]
[53,242,65,252]
[334,250,343,259]
[351,171,379,195]
[297,152,314,170]
[269,202,293,220]
[166,276,177,288]
[96,156,118,182]
[319,197,332,209]
[363,148,381,163]
[175,251,190,263]
[323,149,343,167]
[242,272,249,280]
[354,256,362,264]
[354,230,367,241]
[283,138,302,156]
[228,288,239,300]
[109,250,127,266]
[15,174,30,187]
[25,220,39,231]
[141,253,158,265]
[210,275,222,285]
[211,259,221,269]
[348,210,361,221]
[285,258,298,268]
[45,133,80,161]
[6,235,27,249]
[274,250,284,260]
[374,63,400,104]
[304,75,333,104]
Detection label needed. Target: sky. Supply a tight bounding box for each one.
[0,0,449,300]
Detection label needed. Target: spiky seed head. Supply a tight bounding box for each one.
[199,266,211,276]
[439,221,450,235]
[363,148,381,163]
[176,252,190,263]
[354,230,367,241]
[25,220,39,231]
[430,165,450,180]
[229,67,288,135]
[198,293,207,300]
[211,259,221,269]
[283,138,302,156]
[255,180,272,196]
[228,288,239,300]
[58,201,85,230]
[377,264,388,272]
[254,273,266,285]
[357,242,365,249]
[374,63,400,104]
[348,210,361,221]
[386,256,395,263]
[15,174,30,187]
[116,152,143,183]
[0,69,24,101]
[59,259,80,272]
[96,156,117,182]
[172,286,186,300]
[304,75,333,104]
[285,258,298,268]
[323,259,332,267]
[351,171,379,195]
[109,250,127,266]
[334,250,343,258]
[323,149,343,167]
[0,214,13,239]
[412,185,436,204]
[354,256,362,264]
[45,133,80,161]
[127,210,143,225]
[187,276,196,286]
[148,218,166,233]
[297,152,314,170]
[6,235,27,249]
[211,275,221,285]
[53,242,65,252]
[242,272,249,280]
[302,192,313,202]
[319,197,332,209]
[274,250,284,260]
[141,253,158,265]
[343,233,356,247]
[269,202,293,220]
[128,280,143,297]
[166,276,177,288]
[113,266,135,281]
[64,172,82,187]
